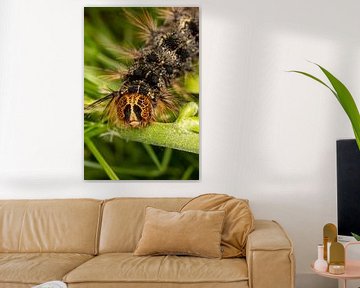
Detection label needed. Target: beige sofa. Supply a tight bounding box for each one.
[0,198,295,288]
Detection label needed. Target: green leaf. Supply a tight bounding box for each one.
[290,64,360,150]
[289,70,337,98]
[142,143,162,170]
[181,166,195,180]
[176,102,198,120]
[184,73,199,94]
[354,129,360,150]
[84,136,120,180]
[316,64,360,149]
[176,102,200,132]
[177,117,199,133]
[351,232,360,241]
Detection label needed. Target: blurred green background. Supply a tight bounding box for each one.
[84,7,199,180]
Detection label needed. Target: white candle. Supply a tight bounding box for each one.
[327,242,331,263]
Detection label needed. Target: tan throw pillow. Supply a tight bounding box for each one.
[134,207,225,258]
[181,193,255,258]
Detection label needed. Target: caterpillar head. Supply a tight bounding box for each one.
[116,93,153,127]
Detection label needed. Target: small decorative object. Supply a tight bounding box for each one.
[314,244,328,272]
[328,264,345,275]
[311,236,360,287]
[328,242,345,275]
[326,241,331,263]
[323,223,337,262]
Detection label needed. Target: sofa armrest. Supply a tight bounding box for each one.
[246,220,295,288]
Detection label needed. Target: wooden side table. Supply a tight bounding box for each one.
[311,242,360,288]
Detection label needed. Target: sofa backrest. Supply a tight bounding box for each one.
[0,199,102,254]
[99,197,190,253]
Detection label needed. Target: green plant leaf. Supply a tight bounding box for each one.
[176,102,200,132]
[84,136,120,180]
[351,232,360,241]
[142,143,162,170]
[317,65,360,144]
[289,70,337,98]
[184,73,199,94]
[181,166,195,180]
[176,102,198,120]
[290,64,360,150]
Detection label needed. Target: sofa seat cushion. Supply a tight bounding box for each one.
[64,253,248,285]
[0,253,93,285]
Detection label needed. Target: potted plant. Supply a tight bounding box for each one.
[291,64,360,241]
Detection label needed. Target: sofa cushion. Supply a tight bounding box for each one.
[99,198,190,253]
[0,199,102,254]
[0,253,93,285]
[134,207,225,258]
[63,253,248,285]
[181,194,254,257]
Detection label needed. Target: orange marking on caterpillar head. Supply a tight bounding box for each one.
[116,93,153,127]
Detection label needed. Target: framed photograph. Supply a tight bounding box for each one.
[84,7,199,180]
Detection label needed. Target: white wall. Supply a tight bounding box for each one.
[0,0,359,287]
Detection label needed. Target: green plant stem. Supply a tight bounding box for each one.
[84,147,173,178]
[161,148,173,169]
[84,137,120,180]
[142,143,162,170]
[181,166,194,180]
[99,122,199,154]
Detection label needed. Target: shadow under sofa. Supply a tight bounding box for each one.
[0,198,295,288]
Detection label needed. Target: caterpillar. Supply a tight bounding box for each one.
[86,7,199,128]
